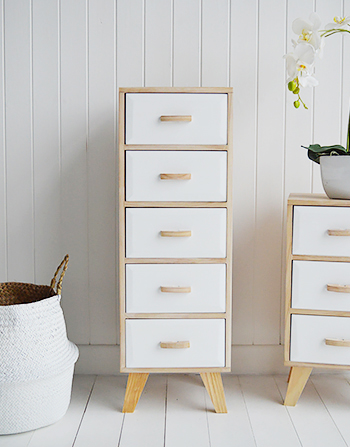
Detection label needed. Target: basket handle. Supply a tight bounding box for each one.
[50,254,69,295]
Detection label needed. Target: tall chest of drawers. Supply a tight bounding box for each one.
[284,193,350,406]
[118,87,233,413]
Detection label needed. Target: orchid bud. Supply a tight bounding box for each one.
[294,100,300,108]
[288,81,297,91]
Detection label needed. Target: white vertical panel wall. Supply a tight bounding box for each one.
[32,0,61,292]
[60,0,89,344]
[0,0,6,281]
[230,0,257,345]
[173,0,201,87]
[5,0,34,283]
[88,0,117,344]
[0,0,348,372]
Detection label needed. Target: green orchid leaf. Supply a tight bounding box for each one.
[301,144,350,164]
[302,144,347,153]
[307,149,321,164]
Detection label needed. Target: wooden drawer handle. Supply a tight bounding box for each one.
[327,284,350,293]
[160,286,191,293]
[160,341,190,349]
[160,115,192,122]
[160,173,191,180]
[160,230,191,238]
[327,229,350,236]
[325,338,350,347]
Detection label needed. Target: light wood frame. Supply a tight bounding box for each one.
[118,87,233,412]
[284,193,350,406]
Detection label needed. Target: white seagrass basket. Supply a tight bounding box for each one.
[0,255,79,435]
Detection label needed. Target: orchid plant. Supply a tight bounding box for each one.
[285,13,350,163]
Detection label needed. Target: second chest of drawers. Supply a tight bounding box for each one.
[284,193,350,406]
[119,87,233,413]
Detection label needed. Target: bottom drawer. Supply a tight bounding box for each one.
[125,319,225,369]
[290,314,350,366]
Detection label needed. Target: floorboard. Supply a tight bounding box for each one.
[73,375,126,447]
[275,375,347,447]
[239,375,302,447]
[118,374,167,447]
[311,375,350,446]
[205,375,256,447]
[2,374,350,447]
[165,374,210,447]
[0,431,34,447]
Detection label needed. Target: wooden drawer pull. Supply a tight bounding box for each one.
[160,115,192,122]
[160,341,190,349]
[327,229,350,236]
[160,286,191,293]
[325,338,350,347]
[160,230,191,238]
[327,284,350,293]
[160,173,191,180]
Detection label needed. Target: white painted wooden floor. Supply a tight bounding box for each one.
[2,374,350,447]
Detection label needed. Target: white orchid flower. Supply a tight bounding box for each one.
[285,43,316,83]
[298,71,318,88]
[285,12,350,109]
[284,43,318,107]
[325,16,350,30]
[292,12,323,53]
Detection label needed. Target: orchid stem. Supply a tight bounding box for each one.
[320,28,350,37]
[299,96,308,109]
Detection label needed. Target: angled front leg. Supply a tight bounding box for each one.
[200,372,227,413]
[284,366,312,406]
[122,373,149,413]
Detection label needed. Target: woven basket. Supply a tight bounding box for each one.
[0,255,79,434]
[0,255,69,306]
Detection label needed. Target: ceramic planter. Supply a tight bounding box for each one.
[320,155,350,199]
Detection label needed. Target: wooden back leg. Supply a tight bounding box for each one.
[200,372,227,413]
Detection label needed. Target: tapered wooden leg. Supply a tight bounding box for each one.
[284,366,312,406]
[122,373,149,413]
[200,372,227,413]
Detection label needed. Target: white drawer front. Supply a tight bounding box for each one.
[125,151,227,202]
[292,260,350,311]
[293,206,350,256]
[125,93,228,145]
[126,208,227,258]
[125,319,225,368]
[125,264,226,313]
[290,314,350,366]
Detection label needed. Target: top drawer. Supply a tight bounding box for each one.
[293,206,350,256]
[125,93,228,145]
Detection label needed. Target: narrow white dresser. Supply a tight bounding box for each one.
[118,87,233,413]
[284,193,350,406]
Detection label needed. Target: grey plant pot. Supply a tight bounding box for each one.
[320,155,350,199]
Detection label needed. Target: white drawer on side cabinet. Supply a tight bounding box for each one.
[292,260,350,312]
[290,314,350,366]
[125,264,226,313]
[125,151,227,202]
[125,93,228,145]
[125,319,225,368]
[293,206,350,256]
[125,208,227,258]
